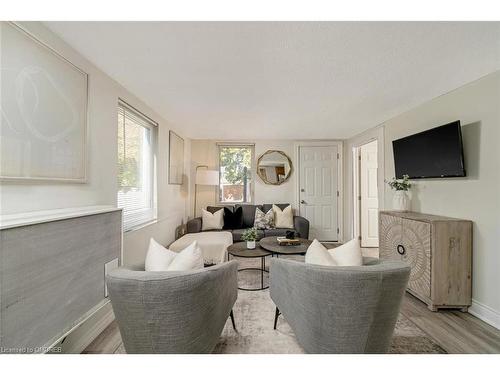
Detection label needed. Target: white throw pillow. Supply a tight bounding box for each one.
[144,239,204,272]
[145,238,176,271]
[328,238,363,266]
[167,240,204,271]
[273,204,294,229]
[201,208,224,231]
[305,239,338,266]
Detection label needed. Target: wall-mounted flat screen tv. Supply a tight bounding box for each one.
[392,120,466,179]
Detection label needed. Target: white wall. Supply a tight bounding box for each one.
[0,22,192,350]
[346,71,500,327]
[0,22,191,267]
[190,139,297,217]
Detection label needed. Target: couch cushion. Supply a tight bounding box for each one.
[207,206,227,214]
[223,206,243,230]
[167,241,205,271]
[327,238,363,266]
[235,204,262,228]
[273,204,294,229]
[201,209,224,231]
[232,228,265,242]
[262,203,291,213]
[305,239,337,267]
[145,239,204,271]
[145,238,176,271]
[254,207,274,229]
[263,228,289,237]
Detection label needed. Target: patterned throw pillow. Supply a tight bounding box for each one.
[254,207,274,229]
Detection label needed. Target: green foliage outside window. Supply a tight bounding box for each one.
[219,146,252,184]
[118,115,145,191]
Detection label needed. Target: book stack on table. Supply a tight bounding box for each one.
[277,237,301,246]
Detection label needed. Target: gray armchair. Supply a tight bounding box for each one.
[270,258,410,353]
[106,261,238,353]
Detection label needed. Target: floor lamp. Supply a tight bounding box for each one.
[194,166,219,217]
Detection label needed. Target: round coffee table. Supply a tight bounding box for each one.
[259,236,313,257]
[227,242,271,291]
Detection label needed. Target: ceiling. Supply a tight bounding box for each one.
[44,22,500,140]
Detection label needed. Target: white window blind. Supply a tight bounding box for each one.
[117,101,157,231]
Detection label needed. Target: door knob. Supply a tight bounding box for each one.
[301,200,307,204]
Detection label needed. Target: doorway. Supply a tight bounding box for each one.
[298,145,340,242]
[354,140,379,248]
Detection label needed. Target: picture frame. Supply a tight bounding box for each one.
[0,22,88,183]
[168,130,184,184]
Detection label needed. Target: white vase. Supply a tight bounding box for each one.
[246,240,256,249]
[393,190,410,211]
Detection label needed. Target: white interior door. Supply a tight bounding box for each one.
[360,140,379,247]
[299,146,338,241]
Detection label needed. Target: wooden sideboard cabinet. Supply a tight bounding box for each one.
[379,211,472,312]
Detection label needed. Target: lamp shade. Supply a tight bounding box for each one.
[196,169,219,185]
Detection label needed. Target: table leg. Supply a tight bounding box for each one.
[261,257,264,289]
[274,307,281,330]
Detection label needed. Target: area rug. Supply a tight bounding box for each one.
[213,256,445,354]
[113,257,446,354]
[213,288,445,354]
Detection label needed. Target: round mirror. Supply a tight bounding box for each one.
[257,150,293,185]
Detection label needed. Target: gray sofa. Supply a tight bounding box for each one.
[270,257,410,353]
[187,203,310,241]
[106,261,238,354]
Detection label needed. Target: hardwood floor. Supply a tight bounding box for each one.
[83,320,122,354]
[83,293,500,354]
[400,293,500,354]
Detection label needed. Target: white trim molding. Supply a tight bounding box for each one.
[59,302,115,353]
[0,205,121,230]
[469,299,500,330]
[293,140,344,243]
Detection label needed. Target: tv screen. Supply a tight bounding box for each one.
[392,121,466,179]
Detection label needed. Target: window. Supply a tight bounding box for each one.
[218,144,254,203]
[117,101,157,231]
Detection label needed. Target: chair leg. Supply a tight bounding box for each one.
[274,307,280,330]
[230,309,236,331]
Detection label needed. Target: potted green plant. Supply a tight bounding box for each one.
[387,174,412,211]
[241,227,258,249]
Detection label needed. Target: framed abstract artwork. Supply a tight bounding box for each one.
[168,130,184,184]
[0,22,88,182]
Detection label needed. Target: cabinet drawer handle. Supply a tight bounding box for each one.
[397,245,406,255]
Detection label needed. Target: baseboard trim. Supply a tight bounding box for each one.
[469,299,500,330]
[60,302,115,354]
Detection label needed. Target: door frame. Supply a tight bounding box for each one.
[353,139,379,247]
[294,141,344,243]
[350,127,385,245]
